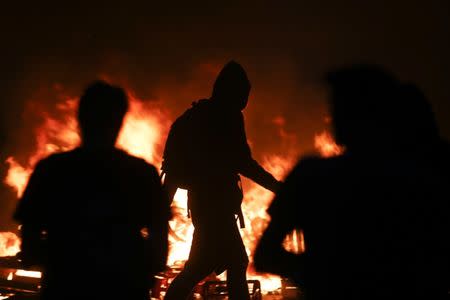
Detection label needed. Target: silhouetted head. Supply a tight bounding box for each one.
[326,65,401,152]
[78,81,128,148]
[211,61,251,111]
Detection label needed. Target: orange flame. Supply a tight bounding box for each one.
[4,159,31,199]
[283,229,305,254]
[0,232,20,257]
[167,189,193,266]
[314,130,344,157]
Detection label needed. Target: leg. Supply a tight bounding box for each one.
[164,259,215,300]
[165,208,218,300]
[224,216,250,300]
[227,262,250,300]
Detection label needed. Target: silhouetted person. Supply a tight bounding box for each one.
[254,65,449,300]
[162,61,280,300]
[14,81,170,300]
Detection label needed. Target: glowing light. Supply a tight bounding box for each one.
[283,229,305,254]
[314,130,344,157]
[15,269,42,278]
[117,98,166,164]
[7,272,13,281]
[0,232,20,257]
[167,189,193,266]
[4,158,31,198]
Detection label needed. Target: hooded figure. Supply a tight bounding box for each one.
[163,61,280,300]
[211,60,251,111]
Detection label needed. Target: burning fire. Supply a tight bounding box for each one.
[314,130,344,157]
[283,229,305,254]
[167,188,193,266]
[0,232,20,257]
[1,84,342,294]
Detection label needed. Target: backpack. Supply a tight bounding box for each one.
[161,100,207,189]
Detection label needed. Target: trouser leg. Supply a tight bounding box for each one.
[164,259,215,300]
[227,262,250,300]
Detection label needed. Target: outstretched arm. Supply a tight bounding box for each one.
[235,113,281,192]
[240,158,281,192]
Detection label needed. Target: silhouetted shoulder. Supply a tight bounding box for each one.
[13,152,68,223]
[116,149,160,174]
[24,149,87,171]
[277,154,346,185]
[28,150,72,173]
[267,155,345,226]
[63,148,157,173]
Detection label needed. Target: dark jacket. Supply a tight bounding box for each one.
[14,148,169,299]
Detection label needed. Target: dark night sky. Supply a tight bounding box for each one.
[0,1,449,227]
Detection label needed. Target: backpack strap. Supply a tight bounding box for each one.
[236,176,245,228]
